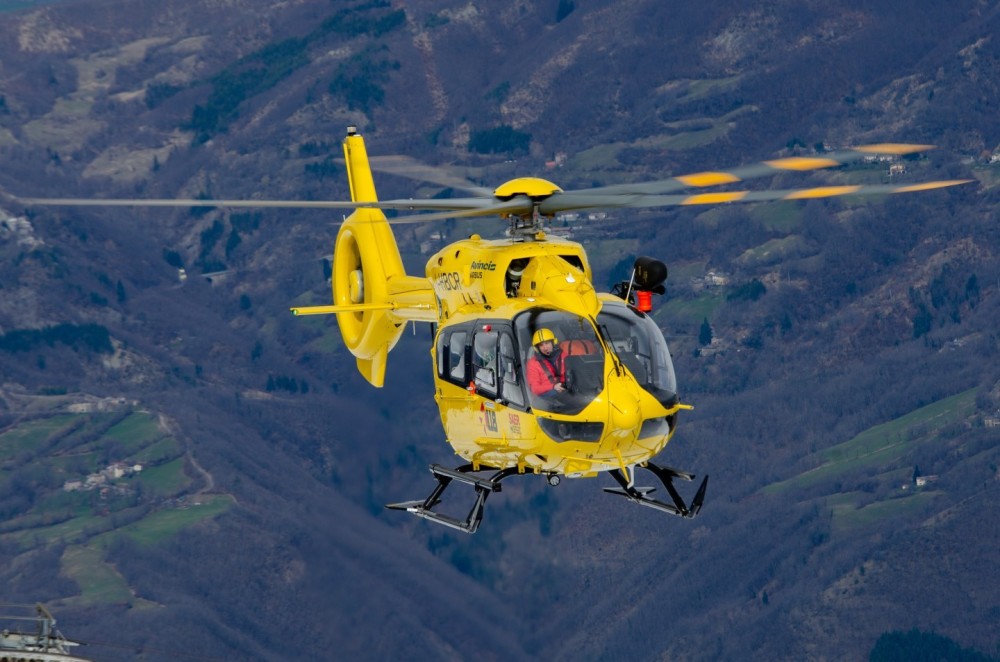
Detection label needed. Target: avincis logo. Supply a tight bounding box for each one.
[470,260,497,271]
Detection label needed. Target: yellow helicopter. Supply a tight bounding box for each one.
[20,128,970,533]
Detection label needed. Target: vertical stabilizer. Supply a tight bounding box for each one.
[344,125,378,203]
[322,128,436,387]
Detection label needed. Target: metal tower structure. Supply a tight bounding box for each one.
[0,604,91,662]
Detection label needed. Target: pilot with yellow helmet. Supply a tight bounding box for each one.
[527,328,567,397]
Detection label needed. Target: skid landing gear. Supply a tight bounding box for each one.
[385,464,523,534]
[387,461,707,533]
[603,461,708,518]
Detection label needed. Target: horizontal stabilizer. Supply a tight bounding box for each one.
[290,303,396,316]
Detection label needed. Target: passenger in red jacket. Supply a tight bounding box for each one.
[527,328,566,397]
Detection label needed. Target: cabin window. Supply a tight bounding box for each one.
[437,323,529,409]
[436,329,469,384]
[449,331,468,382]
[473,330,498,396]
[498,332,525,408]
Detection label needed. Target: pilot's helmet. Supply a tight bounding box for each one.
[532,328,558,347]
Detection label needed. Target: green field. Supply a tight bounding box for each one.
[130,436,182,464]
[307,328,346,355]
[104,411,163,445]
[758,389,975,535]
[6,504,143,547]
[570,106,755,173]
[736,235,811,267]
[761,389,976,494]
[56,496,234,605]
[762,388,977,496]
[664,260,709,282]
[110,494,234,546]
[830,491,941,532]
[0,405,235,605]
[823,390,975,464]
[60,544,138,605]
[655,293,726,327]
[0,415,76,459]
[750,203,804,233]
[138,457,193,497]
[756,390,977,538]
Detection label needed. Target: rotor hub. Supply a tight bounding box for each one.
[493,176,562,200]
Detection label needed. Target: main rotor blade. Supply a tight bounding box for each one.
[385,196,534,224]
[16,195,502,213]
[17,194,533,224]
[367,156,494,197]
[567,143,938,197]
[17,197,361,209]
[539,179,972,213]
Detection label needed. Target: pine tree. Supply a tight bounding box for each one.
[699,318,713,346]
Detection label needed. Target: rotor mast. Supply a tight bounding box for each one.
[492,176,563,239]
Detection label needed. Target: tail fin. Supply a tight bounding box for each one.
[293,128,435,387]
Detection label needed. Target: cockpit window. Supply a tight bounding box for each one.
[597,301,678,407]
[514,309,605,415]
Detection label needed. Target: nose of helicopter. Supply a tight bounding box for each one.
[606,376,642,439]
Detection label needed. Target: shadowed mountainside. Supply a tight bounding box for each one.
[1,0,1000,659]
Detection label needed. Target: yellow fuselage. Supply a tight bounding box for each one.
[295,131,688,482]
[426,234,687,478]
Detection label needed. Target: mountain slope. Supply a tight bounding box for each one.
[1,0,999,659]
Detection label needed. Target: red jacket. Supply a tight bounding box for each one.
[527,350,565,396]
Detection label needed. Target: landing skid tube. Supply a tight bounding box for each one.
[385,464,521,534]
[603,461,708,518]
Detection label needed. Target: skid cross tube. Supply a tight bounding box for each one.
[603,461,708,518]
[386,464,521,534]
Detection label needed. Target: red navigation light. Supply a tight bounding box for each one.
[635,290,653,312]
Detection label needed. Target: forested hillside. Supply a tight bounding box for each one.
[1,0,999,659]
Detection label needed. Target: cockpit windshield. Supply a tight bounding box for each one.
[596,301,678,407]
[514,309,605,415]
